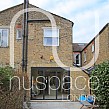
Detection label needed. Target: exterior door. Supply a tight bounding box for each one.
[31,67,70,100]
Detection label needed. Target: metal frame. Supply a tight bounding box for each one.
[31,67,70,100]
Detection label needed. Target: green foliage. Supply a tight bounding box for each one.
[91,61,109,108]
[0,66,14,90]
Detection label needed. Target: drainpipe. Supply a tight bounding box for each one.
[25,0,29,72]
[22,0,29,104]
[22,0,29,72]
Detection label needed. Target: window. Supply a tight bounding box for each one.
[0,29,8,47]
[84,52,87,62]
[16,29,22,39]
[74,53,81,66]
[76,54,80,65]
[43,28,59,46]
[92,44,94,52]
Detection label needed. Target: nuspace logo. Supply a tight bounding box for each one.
[9,75,99,91]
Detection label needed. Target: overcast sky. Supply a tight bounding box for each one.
[0,0,109,43]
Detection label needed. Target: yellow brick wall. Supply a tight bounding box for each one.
[82,24,109,67]
[0,4,73,69]
[70,69,90,101]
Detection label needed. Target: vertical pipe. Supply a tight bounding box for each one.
[22,0,26,72]
[22,0,29,72]
[22,0,29,103]
[25,0,29,72]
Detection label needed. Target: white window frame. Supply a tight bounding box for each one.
[43,27,59,46]
[92,44,94,53]
[16,28,22,39]
[74,53,81,66]
[84,52,87,62]
[0,29,8,47]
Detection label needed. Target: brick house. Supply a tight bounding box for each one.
[82,23,109,67]
[73,43,87,67]
[2,3,108,102]
[0,3,90,101]
[72,23,109,98]
[73,23,109,72]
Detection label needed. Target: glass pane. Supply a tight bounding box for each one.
[31,70,44,100]
[44,28,58,37]
[57,71,70,100]
[76,59,79,64]
[31,68,70,100]
[44,37,52,45]
[92,45,94,52]
[45,71,56,99]
[52,37,58,45]
[76,54,79,64]
[44,29,52,37]
[2,30,8,47]
[17,29,22,39]
[44,37,58,46]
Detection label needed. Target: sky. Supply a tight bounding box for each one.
[0,0,109,43]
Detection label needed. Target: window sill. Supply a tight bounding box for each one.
[0,46,9,48]
[43,44,59,46]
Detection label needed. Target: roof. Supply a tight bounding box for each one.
[0,3,74,26]
[82,23,109,52]
[73,43,87,52]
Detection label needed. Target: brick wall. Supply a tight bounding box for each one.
[81,24,109,67]
[0,4,73,70]
[70,70,90,101]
